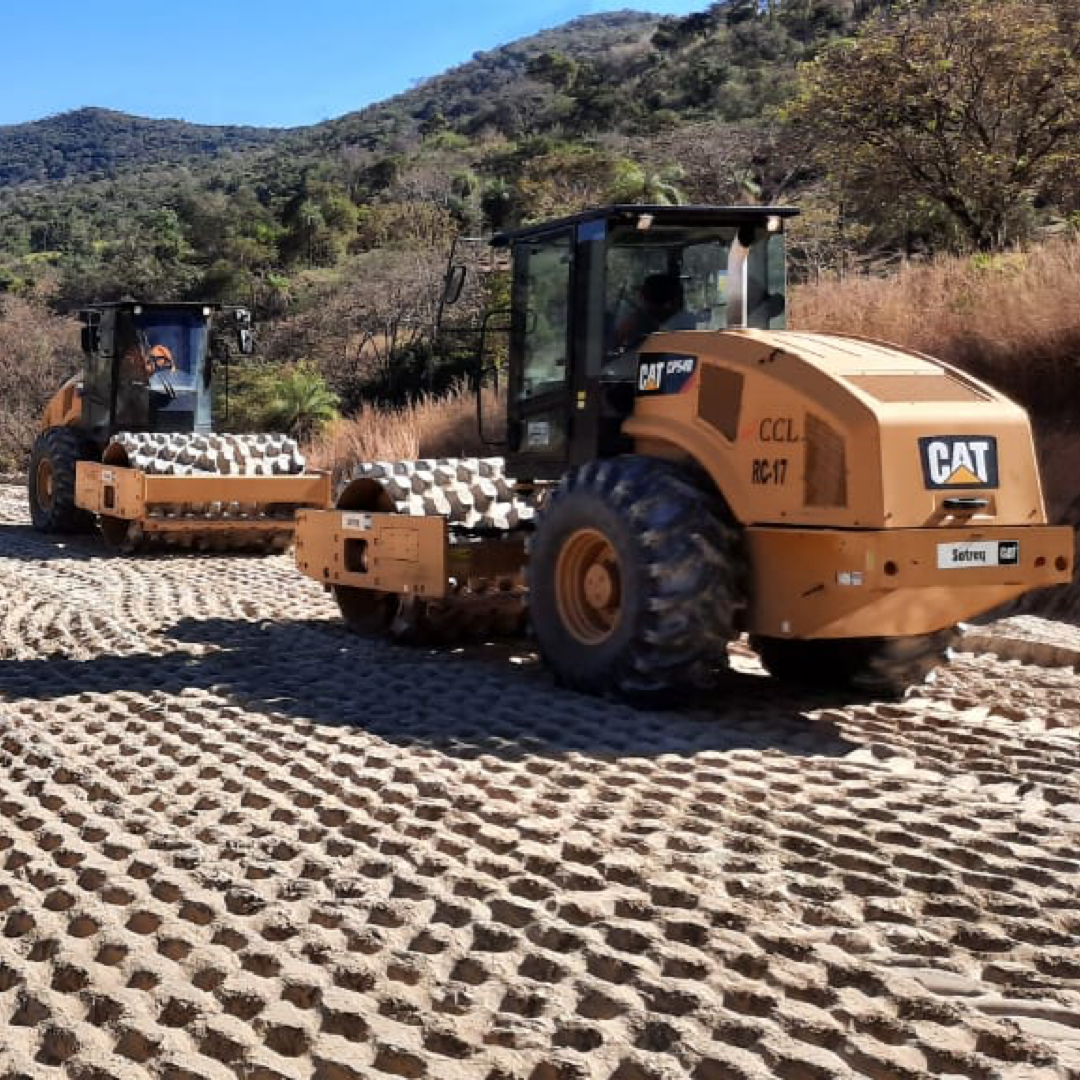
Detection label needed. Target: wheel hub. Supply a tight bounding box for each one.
[583,562,618,609]
[556,528,622,645]
[35,458,55,510]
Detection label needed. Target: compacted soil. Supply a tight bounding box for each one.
[0,482,1078,1080]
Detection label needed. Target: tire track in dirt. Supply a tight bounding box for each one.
[0,484,1078,1078]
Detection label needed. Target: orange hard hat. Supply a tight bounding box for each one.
[149,344,173,363]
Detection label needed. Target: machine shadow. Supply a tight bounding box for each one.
[0,522,295,563]
[0,522,105,562]
[0,615,861,763]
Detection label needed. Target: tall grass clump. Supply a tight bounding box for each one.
[792,236,1080,425]
[305,382,503,485]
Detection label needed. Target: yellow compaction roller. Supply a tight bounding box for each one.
[294,204,1073,699]
[30,300,330,553]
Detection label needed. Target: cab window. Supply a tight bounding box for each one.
[516,235,572,400]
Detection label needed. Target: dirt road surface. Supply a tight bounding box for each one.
[0,482,1078,1080]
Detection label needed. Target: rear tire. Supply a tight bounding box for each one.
[335,586,400,635]
[330,476,400,636]
[528,455,744,705]
[752,628,957,697]
[28,428,95,534]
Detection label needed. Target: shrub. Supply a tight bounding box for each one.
[0,294,81,474]
[264,363,339,442]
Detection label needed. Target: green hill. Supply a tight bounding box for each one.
[0,107,288,188]
[0,12,675,195]
[0,0,1069,311]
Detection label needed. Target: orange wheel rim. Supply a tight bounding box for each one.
[556,528,621,645]
[36,458,54,509]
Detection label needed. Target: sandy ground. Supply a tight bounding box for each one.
[0,481,1079,1079]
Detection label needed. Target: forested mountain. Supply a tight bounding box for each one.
[0,7,801,193]
[306,11,666,153]
[0,4,879,302]
[0,107,288,188]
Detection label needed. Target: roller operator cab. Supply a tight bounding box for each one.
[39,301,251,442]
[30,301,329,553]
[76,301,227,437]
[497,203,792,477]
[295,205,1073,701]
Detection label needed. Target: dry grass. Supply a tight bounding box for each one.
[792,237,1080,422]
[305,383,504,482]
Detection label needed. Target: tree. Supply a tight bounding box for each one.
[0,290,80,472]
[608,160,685,205]
[265,364,339,443]
[786,0,1080,250]
[526,51,579,94]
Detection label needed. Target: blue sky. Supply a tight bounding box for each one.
[0,1,708,129]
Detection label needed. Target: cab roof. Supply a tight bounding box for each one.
[78,300,219,314]
[492,203,799,246]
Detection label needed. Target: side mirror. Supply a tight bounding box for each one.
[443,265,466,306]
[762,292,786,319]
[231,308,255,354]
[80,325,100,354]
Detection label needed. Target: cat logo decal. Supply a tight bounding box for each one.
[919,436,998,489]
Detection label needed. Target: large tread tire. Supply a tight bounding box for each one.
[752,627,958,698]
[528,455,744,705]
[28,428,95,534]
